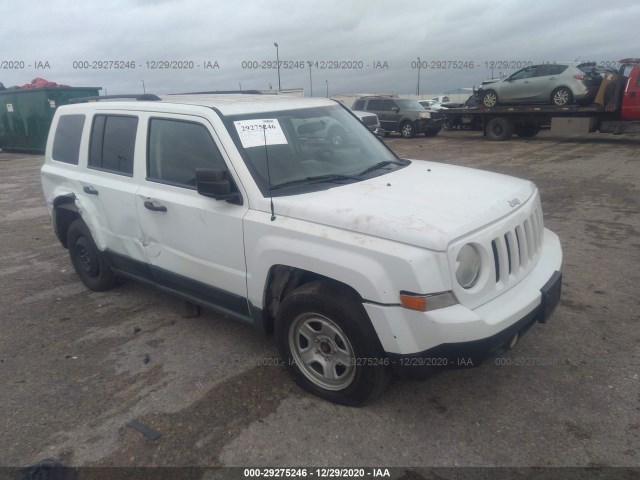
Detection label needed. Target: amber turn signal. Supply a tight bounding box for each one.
[400,293,427,312]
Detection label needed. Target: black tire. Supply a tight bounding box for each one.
[327,126,347,147]
[485,117,514,141]
[399,122,415,138]
[424,129,440,137]
[275,281,391,406]
[515,124,541,138]
[67,219,116,291]
[443,119,457,131]
[551,87,573,106]
[482,90,498,107]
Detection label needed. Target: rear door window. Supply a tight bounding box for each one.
[381,100,397,111]
[89,115,138,176]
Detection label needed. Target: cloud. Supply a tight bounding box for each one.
[1,0,638,95]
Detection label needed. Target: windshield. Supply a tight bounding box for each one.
[226,104,405,196]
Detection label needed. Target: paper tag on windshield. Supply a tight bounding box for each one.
[234,119,288,148]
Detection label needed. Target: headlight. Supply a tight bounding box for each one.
[419,111,431,119]
[455,244,481,289]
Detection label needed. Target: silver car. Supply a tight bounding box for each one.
[477,63,601,107]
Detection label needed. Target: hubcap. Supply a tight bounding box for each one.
[289,313,356,391]
[330,134,343,146]
[484,93,497,107]
[75,239,99,277]
[553,90,569,105]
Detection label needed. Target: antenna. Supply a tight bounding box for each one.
[263,125,276,221]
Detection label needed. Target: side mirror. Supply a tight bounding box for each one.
[195,168,241,204]
[392,107,400,112]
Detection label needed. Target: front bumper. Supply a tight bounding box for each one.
[387,270,561,373]
[415,118,443,133]
[363,228,562,370]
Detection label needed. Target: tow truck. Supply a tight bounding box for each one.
[441,58,640,140]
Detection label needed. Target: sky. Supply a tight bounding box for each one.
[1,0,638,98]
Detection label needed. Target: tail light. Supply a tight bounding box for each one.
[573,74,586,80]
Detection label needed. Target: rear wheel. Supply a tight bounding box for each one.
[276,281,391,406]
[485,117,514,141]
[67,219,116,291]
[551,87,573,106]
[399,122,415,138]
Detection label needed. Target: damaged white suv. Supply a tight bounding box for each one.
[42,94,562,405]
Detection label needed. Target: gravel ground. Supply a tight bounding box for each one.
[0,129,638,472]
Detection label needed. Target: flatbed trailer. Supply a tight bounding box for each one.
[441,58,640,140]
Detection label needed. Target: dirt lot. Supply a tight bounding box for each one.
[1,130,639,470]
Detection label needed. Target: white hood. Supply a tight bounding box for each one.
[272,161,536,251]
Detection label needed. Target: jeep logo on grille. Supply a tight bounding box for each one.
[508,198,521,207]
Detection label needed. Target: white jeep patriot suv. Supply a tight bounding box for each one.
[41,93,562,405]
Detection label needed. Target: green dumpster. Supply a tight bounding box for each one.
[0,86,101,153]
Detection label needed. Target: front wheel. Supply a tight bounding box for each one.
[482,90,498,107]
[276,281,391,406]
[327,126,347,147]
[67,219,116,291]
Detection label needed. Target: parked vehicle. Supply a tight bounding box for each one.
[352,110,385,137]
[352,96,442,137]
[42,93,562,405]
[476,62,602,107]
[442,58,640,140]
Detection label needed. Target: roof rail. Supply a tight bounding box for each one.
[356,94,398,98]
[68,94,161,104]
[168,90,263,95]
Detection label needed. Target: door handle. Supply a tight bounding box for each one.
[144,200,167,212]
[83,186,99,195]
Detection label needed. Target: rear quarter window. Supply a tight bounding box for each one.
[51,114,85,165]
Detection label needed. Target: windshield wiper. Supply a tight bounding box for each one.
[355,160,396,177]
[270,174,361,190]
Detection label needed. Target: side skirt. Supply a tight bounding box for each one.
[104,250,255,326]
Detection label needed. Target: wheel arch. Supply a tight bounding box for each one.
[255,265,364,334]
[52,194,80,248]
